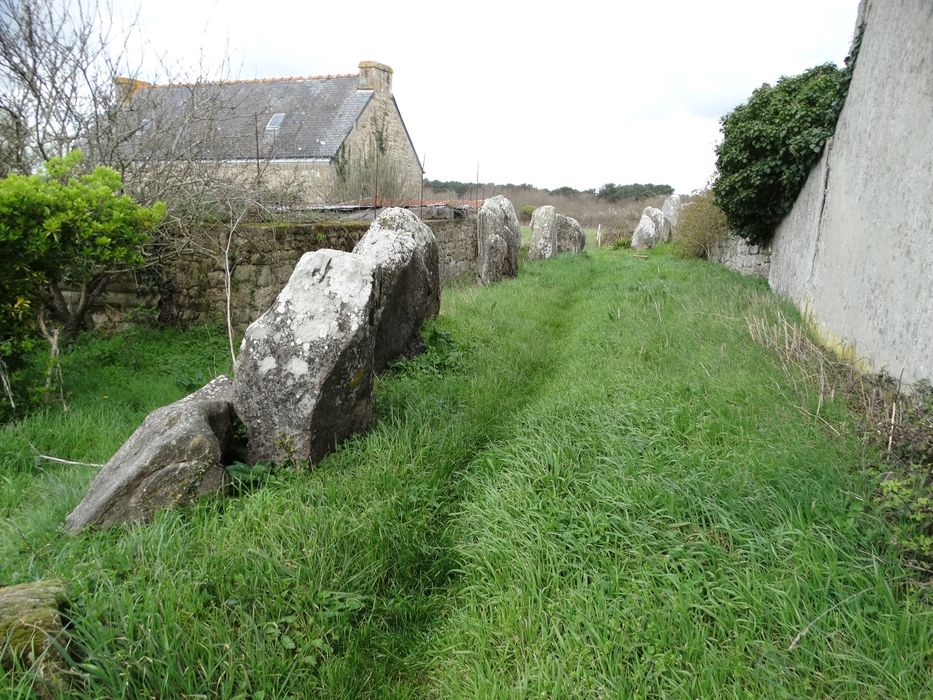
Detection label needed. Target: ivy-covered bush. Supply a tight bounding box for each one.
[714,63,848,245]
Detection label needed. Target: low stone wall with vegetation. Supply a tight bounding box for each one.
[707,234,771,278]
[89,207,482,332]
[160,221,368,330]
[422,212,478,283]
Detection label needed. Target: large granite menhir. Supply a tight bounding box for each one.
[529,205,586,260]
[631,206,671,249]
[556,213,586,255]
[65,376,234,532]
[353,208,440,372]
[233,249,380,464]
[477,195,521,284]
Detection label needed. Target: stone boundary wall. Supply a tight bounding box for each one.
[89,206,480,331]
[421,209,478,283]
[161,222,368,330]
[768,0,932,386]
[707,234,771,278]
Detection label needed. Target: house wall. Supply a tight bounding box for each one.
[334,93,423,202]
[768,0,933,385]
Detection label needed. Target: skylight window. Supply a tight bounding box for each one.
[265,112,285,131]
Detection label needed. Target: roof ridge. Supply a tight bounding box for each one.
[141,73,360,89]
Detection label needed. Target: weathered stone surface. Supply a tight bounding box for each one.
[631,206,671,249]
[708,233,772,277]
[354,208,440,371]
[661,194,683,231]
[769,0,932,387]
[1,580,69,697]
[234,249,379,464]
[477,195,521,284]
[65,377,233,532]
[529,205,558,260]
[556,214,586,254]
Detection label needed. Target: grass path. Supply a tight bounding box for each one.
[1,248,929,697]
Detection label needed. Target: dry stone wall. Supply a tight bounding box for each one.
[708,235,771,278]
[161,222,368,331]
[420,208,478,283]
[88,207,480,332]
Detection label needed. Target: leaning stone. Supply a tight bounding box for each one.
[646,206,671,241]
[353,208,440,371]
[631,206,671,249]
[477,195,521,284]
[528,205,558,260]
[1,579,69,696]
[65,377,234,532]
[234,249,379,465]
[631,213,656,249]
[556,214,586,254]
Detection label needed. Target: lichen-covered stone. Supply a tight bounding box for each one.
[528,205,558,260]
[353,208,440,371]
[1,579,69,697]
[233,249,380,464]
[631,206,671,249]
[556,214,586,254]
[661,194,683,231]
[477,195,521,284]
[65,377,234,532]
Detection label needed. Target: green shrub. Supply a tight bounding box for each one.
[673,190,730,259]
[519,205,536,222]
[714,63,848,245]
[611,236,631,250]
[0,150,163,414]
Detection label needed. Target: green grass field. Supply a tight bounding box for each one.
[2,247,929,697]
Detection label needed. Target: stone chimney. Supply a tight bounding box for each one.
[358,61,392,96]
[113,76,153,105]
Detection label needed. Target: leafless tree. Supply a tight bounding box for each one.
[0,0,307,361]
[0,0,137,171]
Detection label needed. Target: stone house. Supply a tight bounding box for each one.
[114,61,423,204]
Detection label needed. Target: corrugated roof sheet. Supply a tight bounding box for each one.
[124,75,373,161]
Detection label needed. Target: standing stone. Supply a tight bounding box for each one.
[477,195,521,284]
[631,206,671,249]
[661,194,683,231]
[234,250,379,465]
[353,207,440,371]
[65,376,234,532]
[556,214,586,254]
[529,205,558,260]
[1,580,69,697]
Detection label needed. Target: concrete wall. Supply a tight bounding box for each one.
[769,0,933,385]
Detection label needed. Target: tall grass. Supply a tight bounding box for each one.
[1,249,929,697]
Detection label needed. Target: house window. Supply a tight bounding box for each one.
[266,112,285,131]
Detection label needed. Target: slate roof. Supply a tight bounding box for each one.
[124,75,374,161]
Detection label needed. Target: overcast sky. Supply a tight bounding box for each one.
[113,0,859,193]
